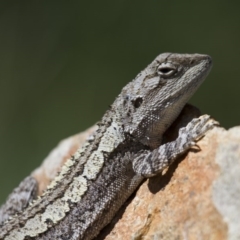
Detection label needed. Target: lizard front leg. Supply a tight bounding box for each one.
[132,115,218,177]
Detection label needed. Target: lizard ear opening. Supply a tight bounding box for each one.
[131,97,143,109]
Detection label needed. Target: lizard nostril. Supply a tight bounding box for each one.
[190,59,195,65]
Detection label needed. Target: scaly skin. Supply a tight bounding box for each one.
[0,53,218,240]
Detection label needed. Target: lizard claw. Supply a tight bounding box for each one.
[178,115,218,152]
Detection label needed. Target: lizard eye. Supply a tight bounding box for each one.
[157,63,177,78]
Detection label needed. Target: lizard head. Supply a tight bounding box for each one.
[115,53,212,149]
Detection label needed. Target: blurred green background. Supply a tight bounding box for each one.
[0,0,240,204]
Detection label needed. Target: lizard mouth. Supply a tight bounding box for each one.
[139,54,213,148]
[170,54,212,101]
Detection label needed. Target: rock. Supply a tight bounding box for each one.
[31,105,240,240]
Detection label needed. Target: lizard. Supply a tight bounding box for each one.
[0,53,218,240]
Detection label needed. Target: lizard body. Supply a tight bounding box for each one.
[0,53,217,240]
